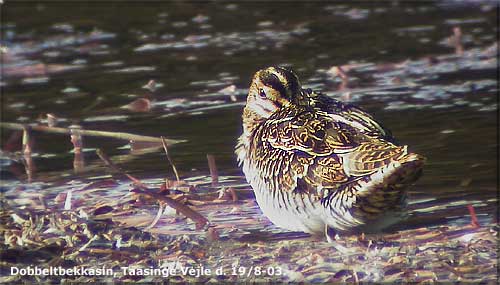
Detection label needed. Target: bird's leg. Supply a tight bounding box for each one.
[325,224,338,243]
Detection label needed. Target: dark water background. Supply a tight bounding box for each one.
[1,2,498,225]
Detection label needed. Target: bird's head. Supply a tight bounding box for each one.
[244,66,303,120]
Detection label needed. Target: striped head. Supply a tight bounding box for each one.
[244,66,303,120]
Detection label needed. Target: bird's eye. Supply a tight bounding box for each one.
[258,88,267,99]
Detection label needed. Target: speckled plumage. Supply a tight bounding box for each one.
[236,66,424,236]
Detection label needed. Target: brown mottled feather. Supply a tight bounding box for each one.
[236,66,425,234]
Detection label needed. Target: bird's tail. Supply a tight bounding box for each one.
[349,151,425,206]
[322,151,425,232]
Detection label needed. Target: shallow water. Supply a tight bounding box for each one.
[1,2,498,227]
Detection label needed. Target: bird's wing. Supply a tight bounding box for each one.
[306,90,394,141]
[257,107,410,198]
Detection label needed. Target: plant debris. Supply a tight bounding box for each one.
[0,170,497,282]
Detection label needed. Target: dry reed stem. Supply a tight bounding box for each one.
[467,205,480,228]
[70,125,85,172]
[22,126,31,155]
[144,204,165,230]
[132,188,209,229]
[22,126,34,182]
[206,154,218,186]
[1,122,184,145]
[96,149,148,189]
[96,148,208,229]
[46,113,57,127]
[161,136,180,181]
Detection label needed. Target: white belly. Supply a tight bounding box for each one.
[244,162,325,233]
[237,142,407,235]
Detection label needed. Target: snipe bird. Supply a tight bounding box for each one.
[236,66,424,238]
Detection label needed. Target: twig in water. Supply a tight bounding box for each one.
[450,26,463,55]
[22,126,32,155]
[144,203,165,230]
[1,122,184,145]
[96,148,208,229]
[467,204,480,228]
[70,125,84,173]
[132,188,209,229]
[46,113,57,127]
[22,126,35,182]
[161,136,180,182]
[206,154,218,187]
[95,149,148,189]
[70,125,83,154]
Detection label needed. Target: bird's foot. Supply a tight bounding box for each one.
[325,224,339,243]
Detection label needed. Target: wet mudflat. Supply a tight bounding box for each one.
[1,2,498,283]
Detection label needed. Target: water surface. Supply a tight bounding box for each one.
[1,2,498,227]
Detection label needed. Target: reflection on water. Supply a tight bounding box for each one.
[1,2,497,227]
